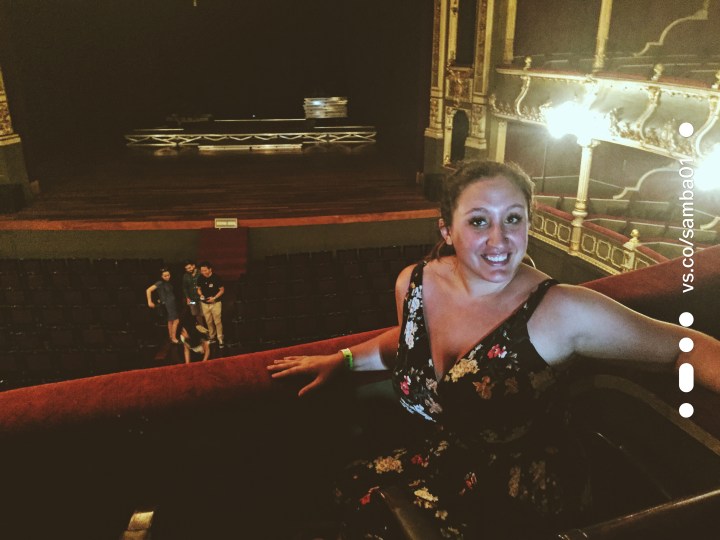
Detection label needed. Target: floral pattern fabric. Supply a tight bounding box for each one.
[335,262,588,539]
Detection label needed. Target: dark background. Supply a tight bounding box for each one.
[0,0,434,171]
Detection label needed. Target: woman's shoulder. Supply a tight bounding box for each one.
[532,280,614,326]
[513,264,555,294]
[395,261,426,295]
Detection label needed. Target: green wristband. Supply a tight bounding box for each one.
[340,348,354,370]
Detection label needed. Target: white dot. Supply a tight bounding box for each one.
[678,312,694,327]
[679,337,695,352]
[679,403,694,418]
[678,122,695,137]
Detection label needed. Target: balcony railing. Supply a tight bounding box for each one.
[531,205,664,274]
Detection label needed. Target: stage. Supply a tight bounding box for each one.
[0,148,441,261]
[0,148,438,230]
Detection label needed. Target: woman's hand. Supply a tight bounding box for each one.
[267,353,344,397]
[148,301,156,308]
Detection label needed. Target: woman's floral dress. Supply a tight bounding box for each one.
[335,262,589,539]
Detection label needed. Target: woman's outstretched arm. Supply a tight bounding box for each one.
[531,285,720,393]
[267,263,415,396]
[267,327,399,396]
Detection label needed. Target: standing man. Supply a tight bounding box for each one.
[197,261,225,349]
[182,260,204,325]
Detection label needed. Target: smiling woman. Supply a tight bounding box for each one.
[437,174,530,288]
[267,159,720,539]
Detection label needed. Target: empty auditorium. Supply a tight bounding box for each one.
[1,1,719,539]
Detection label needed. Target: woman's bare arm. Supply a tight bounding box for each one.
[267,263,414,396]
[146,284,157,308]
[531,285,720,392]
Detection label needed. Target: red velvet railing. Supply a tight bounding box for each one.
[1,246,718,438]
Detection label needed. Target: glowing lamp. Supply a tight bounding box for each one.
[544,101,610,146]
[695,146,720,192]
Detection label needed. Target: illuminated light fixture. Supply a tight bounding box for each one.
[695,145,720,192]
[543,101,610,146]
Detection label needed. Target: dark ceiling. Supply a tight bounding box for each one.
[0,0,433,165]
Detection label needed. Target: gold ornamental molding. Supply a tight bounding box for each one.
[0,65,16,140]
[491,68,720,161]
[0,102,15,138]
[470,103,486,139]
[431,0,442,89]
[531,207,662,275]
[446,66,473,105]
[693,96,720,156]
[429,97,442,130]
[0,134,21,147]
[473,0,491,96]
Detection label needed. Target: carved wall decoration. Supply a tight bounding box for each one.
[0,101,13,137]
[431,0,441,89]
[473,0,489,94]
[471,104,486,138]
[633,87,661,143]
[643,120,693,156]
[446,67,472,104]
[489,93,513,117]
[634,0,710,57]
[693,96,719,156]
[490,95,546,124]
[445,106,458,126]
[446,0,459,67]
[513,74,531,116]
[0,65,16,138]
[429,97,442,130]
[492,67,720,161]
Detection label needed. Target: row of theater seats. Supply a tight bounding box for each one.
[0,309,166,389]
[0,246,435,388]
[0,257,164,291]
[539,195,718,240]
[533,177,720,252]
[229,244,433,351]
[0,258,174,389]
[534,175,695,203]
[534,174,717,206]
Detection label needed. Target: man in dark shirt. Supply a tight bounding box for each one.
[182,260,204,325]
[197,261,225,348]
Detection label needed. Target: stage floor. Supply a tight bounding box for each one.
[1,148,439,230]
